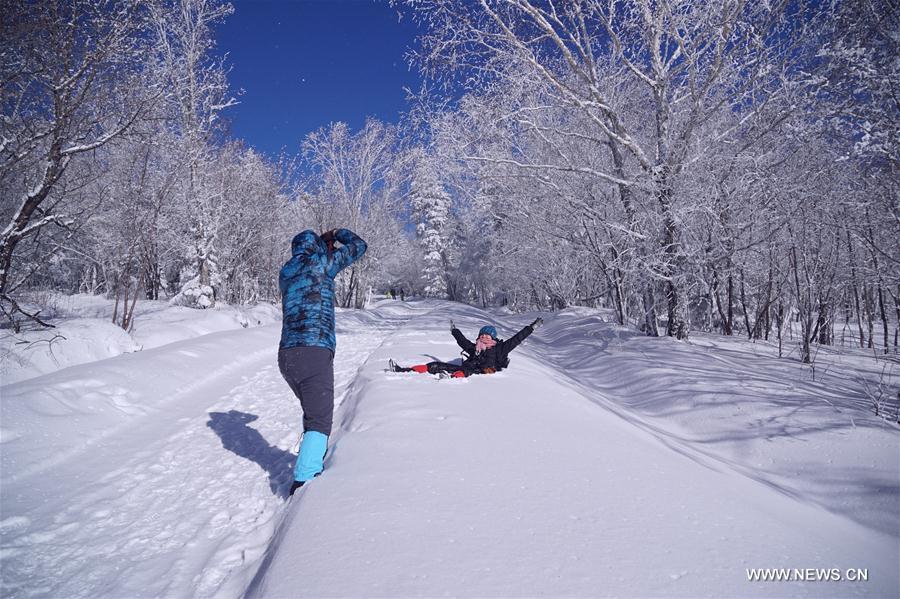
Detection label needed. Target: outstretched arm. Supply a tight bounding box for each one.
[325,229,368,277]
[502,317,543,353]
[451,326,476,355]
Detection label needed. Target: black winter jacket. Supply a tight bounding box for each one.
[452,325,534,374]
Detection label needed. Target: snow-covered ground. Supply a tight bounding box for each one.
[0,293,281,385]
[1,297,898,598]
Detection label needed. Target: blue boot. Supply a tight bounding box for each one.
[294,430,328,483]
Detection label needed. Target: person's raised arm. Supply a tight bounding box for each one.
[451,321,476,355]
[325,229,367,277]
[503,317,543,353]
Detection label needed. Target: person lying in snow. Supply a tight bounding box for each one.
[389,318,544,378]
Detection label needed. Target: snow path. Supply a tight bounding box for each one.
[0,302,421,598]
[250,306,898,598]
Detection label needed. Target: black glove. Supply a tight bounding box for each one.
[530,317,544,329]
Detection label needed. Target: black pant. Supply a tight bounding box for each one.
[425,361,467,375]
[278,346,335,436]
[394,360,466,375]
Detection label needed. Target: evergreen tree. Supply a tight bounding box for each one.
[409,155,452,298]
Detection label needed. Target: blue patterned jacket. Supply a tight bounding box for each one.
[279,228,367,352]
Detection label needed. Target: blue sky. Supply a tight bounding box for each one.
[215,0,423,159]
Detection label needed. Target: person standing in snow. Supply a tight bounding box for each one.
[278,228,367,495]
[389,318,543,378]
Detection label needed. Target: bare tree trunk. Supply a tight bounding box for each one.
[727,275,735,336]
[789,243,812,363]
[612,266,626,326]
[642,284,660,337]
[757,260,775,341]
[846,229,866,347]
[877,284,889,354]
[112,276,121,326]
[142,240,162,300]
[739,270,752,338]
[340,268,358,309]
[711,269,733,336]
[894,284,900,353]
[864,211,889,353]
[112,248,141,330]
[816,299,831,345]
[775,303,785,358]
[124,279,140,332]
[851,282,865,347]
[123,281,130,328]
[865,286,875,349]
[660,185,687,340]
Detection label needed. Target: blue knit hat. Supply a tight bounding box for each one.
[478,325,498,339]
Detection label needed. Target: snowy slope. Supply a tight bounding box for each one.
[0,300,425,598]
[532,307,900,537]
[0,293,281,385]
[2,298,898,598]
[249,304,899,598]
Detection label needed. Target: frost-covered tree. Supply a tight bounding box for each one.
[215,145,291,304]
[409,152,453,298]
[815,0,900,354]
[0,0,156,329]
[301,119,408,308]
[816,0,899,172]
[397,0,900,359]
[403,0,837,340]
[150,0,236,309]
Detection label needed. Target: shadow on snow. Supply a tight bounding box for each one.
[207,410,295,499]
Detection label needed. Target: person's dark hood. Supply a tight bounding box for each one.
[291,230,325,257]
